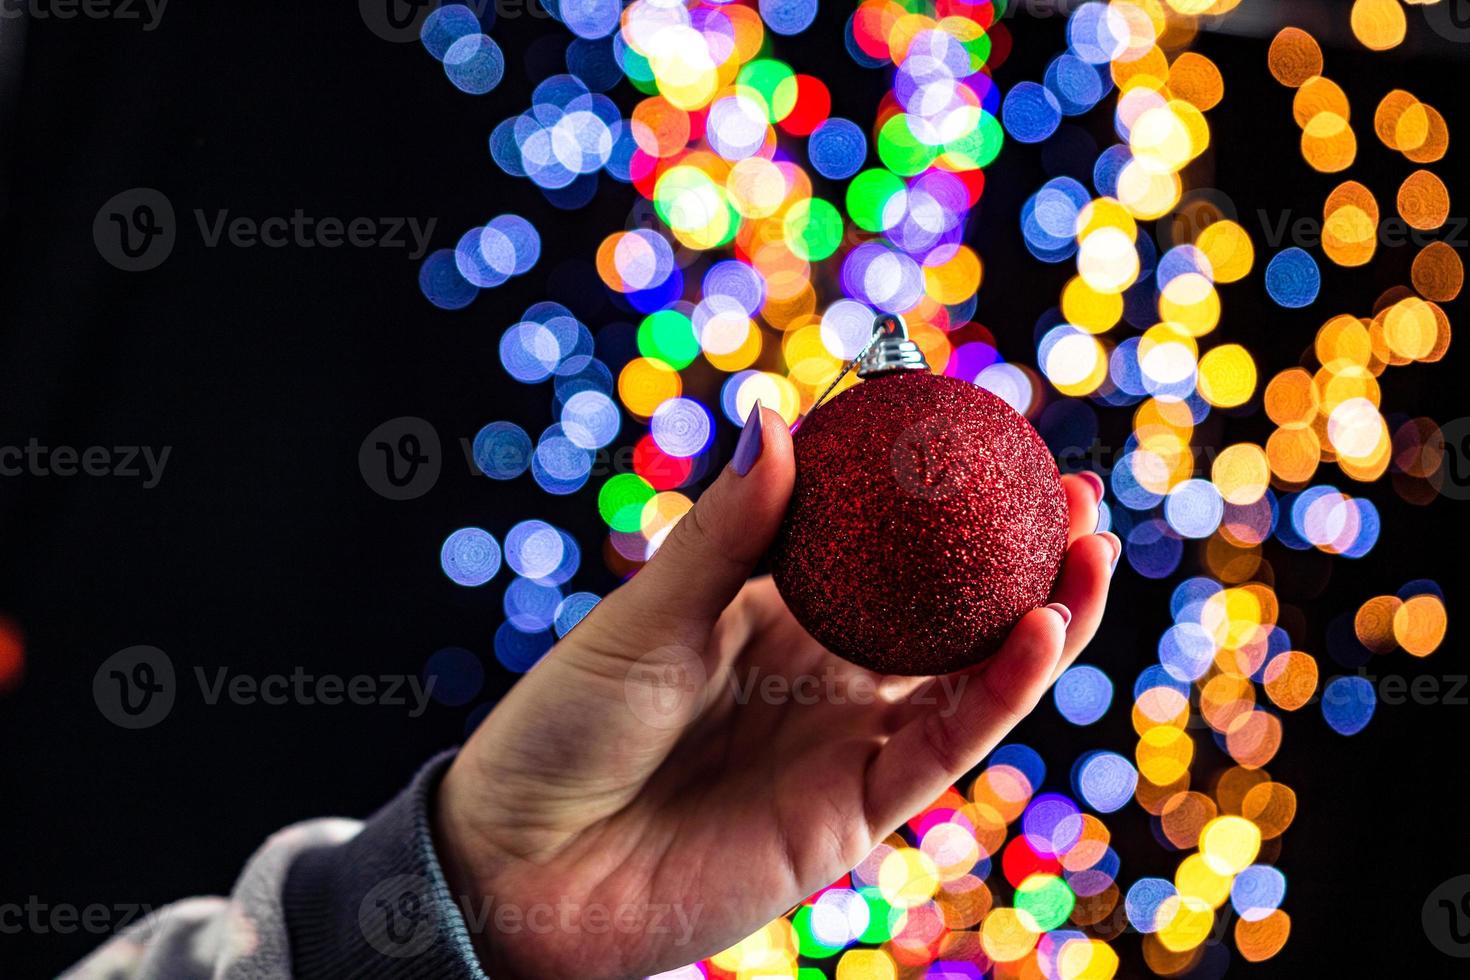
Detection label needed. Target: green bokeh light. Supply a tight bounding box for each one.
[637,310,699,370]
[598,474,655,532]
[944,109,1005,169]
[845,168,906,232]
[790,905,843,959]
[877,113,938,176]
[783,197,843,261]
[1015,873,1076,932]
[857,886,900,944]
[736,58,796,122]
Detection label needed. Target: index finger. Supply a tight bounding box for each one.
[1061,471,1104,544]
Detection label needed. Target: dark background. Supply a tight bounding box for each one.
[1,1,1465,976]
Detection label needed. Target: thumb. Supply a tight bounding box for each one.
[614,402,794,630]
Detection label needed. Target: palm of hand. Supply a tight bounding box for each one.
[434,410,1115,980]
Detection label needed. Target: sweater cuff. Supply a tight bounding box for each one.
[282,749,489,980]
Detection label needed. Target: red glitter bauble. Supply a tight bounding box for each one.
[771,371,1069,676]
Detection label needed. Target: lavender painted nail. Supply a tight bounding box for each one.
[1080,470,1105,501]
[732,401,764,476]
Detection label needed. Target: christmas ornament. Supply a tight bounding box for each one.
[772,315,1070,676]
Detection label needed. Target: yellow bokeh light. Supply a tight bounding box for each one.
[981,907,1040,962]
[1293,76,1350,129]
[1383,298,1441,361]
[1374,89,1416,148]
[1197,344,1256,407]
[1212,443,1270,505]
[1393,594,1448,657]
[1117,161,1184,220]
[1058,937,1120,979]
[710,918,798,973]
[1350,0,1407,51]
[1301,112,1357,172]
[726,156,790,218]
[1175,853,1233,909]
[879,847,941,909]
[1316,314,1373,368]
[1156,895,1214,952]
[1159,273,1221,337]
[835,948,898,980]
[618,357,683,418]
[1194,220,1254,283]
[735,371,801,426]
[923,245,983,305]
[1199,815,1262,875]
[1137,724,1195,784]
[705,318,763,372]
[1076,198,1139,241]
[1063,276,1125,333]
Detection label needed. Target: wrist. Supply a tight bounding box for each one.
[431,758,531,977]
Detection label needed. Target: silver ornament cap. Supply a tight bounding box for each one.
[857,314,930,377]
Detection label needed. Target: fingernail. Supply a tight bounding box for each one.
[1080,470,1105,502]
[1101,532,1122,574]
[1046,603,1072,628]
[732,401,764,476]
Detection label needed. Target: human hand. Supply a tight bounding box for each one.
[434,405,1119,979]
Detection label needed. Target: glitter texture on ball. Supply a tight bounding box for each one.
[772,371,1070,675]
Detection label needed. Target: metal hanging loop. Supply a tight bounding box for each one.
[856,313,930,378]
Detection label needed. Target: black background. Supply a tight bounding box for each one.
[1,1,1466,976]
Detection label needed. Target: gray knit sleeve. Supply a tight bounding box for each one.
[61,750,488,980]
